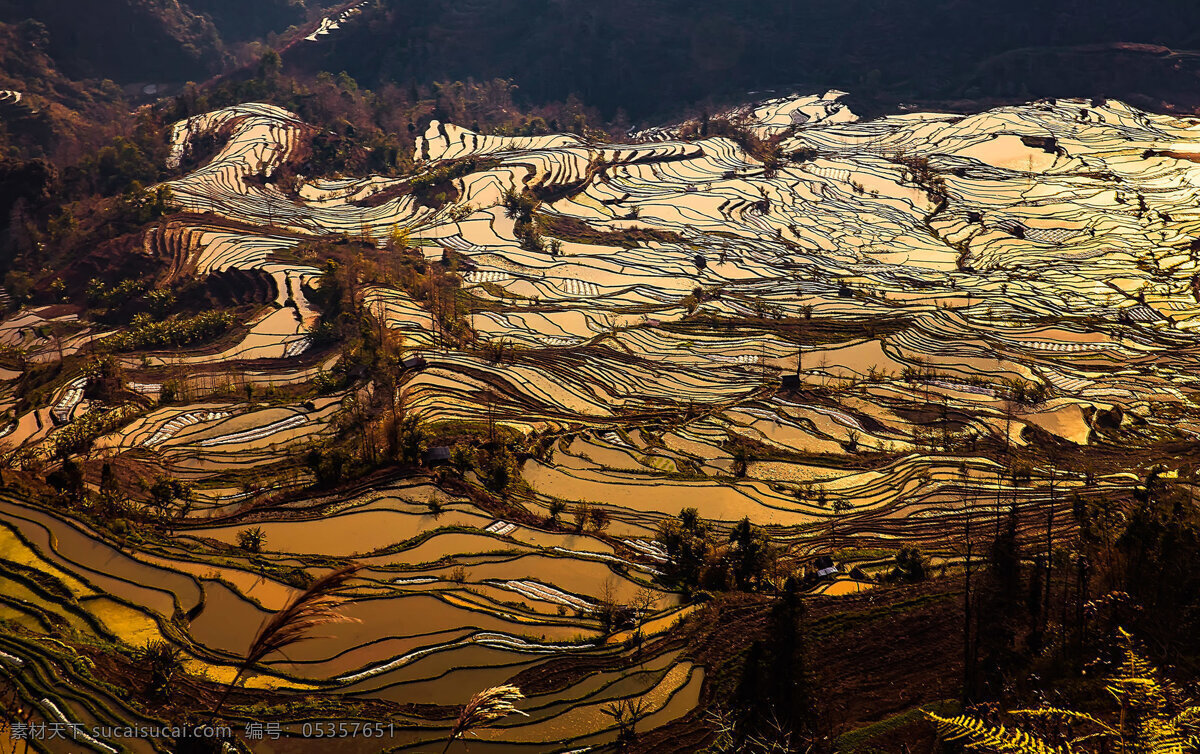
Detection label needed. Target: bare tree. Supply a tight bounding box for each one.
[959,462,976,700]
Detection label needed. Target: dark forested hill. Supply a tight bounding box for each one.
[284,0,1200,120]
[5,0,1200,124]
[0,0,344,84]
[0,0,228,82]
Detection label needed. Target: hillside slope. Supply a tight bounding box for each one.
[285,0,1200,119]
[0,0,344,85]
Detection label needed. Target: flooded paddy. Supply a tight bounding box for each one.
[6,90,1197,750]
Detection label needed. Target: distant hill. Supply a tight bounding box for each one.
[4,0,1200,129]
[0,0,228,82]
[5,0,1200,162]
[0,0,344,84]
[280,0,1200,121]
[0,0,353,161]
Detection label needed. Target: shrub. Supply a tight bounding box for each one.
[888,547,928,582]
[237,526,266,553]
[136,640,184,698]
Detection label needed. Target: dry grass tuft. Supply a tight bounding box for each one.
[443,684,528,753]
[211,564,361,719]
[243,564,362,671]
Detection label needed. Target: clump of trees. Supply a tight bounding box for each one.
[83,276,182,326]
[304,445,353,487]
[996,377,1048,405]
[105,310,235,351]
[49,403,139,458]
[537,214,683,249]
[892,151,948,201]
[502,188,546,252]
[112,183,177,228]
[149,476,193,517]
[681,114,784,169]
[163,66,600,186]
[40,456,199,540]
[656,508,779,596]
[66,119,172,198]
[444,436,522,497]
[387,414,427,467]
[886,547,928,582]
[308,243,472,352]
[82,354,125,402]
[407,158,487,208]
[86,278,147,309]
[289,243,486,490]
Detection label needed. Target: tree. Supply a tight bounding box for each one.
[393,414,426,465]
[731,445,750,477]
[589,506,611,532]
[656,507,712,593]
[728,517,773,591]
[1041,453,1061,642]
[258,49,282,81]
[977,504,1023,696]
[388,224,411,251]
[479,444,517,495]
[830,498,852,543]
[1093,470,1200,661]
[150,476,193,516]
[136,640,183,699]
[449,443,474,475]
[18,18,49,48]
[99,462,120,506]
[501,189,536,222]
[46,459,84,505]
[572,503,592,533]
[889,547,928,582]
[845,428,860,452]
[603,698,648,752]
[960,464,979,701]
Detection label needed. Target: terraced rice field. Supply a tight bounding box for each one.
[5,91,1200,751]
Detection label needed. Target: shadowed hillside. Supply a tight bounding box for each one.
[0,0,344,84]
[284,0,1200,120]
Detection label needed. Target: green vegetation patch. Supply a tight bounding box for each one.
[103,311,235,351]
[539,214,687,248]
